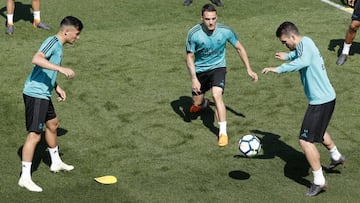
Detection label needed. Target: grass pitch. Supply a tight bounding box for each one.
[0,0,359,202]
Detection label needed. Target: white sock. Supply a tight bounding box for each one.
[329,146,341,161]
[218,121,227,135]
[6,14,13,25]
[33,11,40,21]
[342,43,351,55]
[48,146,62,165]
[313,167,325,186]
[21,161,32,179]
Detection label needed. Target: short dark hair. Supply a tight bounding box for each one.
[276,21,299,38]
[202,4,216,16]
[60,16,83,31]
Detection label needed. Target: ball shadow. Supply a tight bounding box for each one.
[228,170,250,180]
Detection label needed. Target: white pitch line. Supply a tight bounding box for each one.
[321,0,354,14]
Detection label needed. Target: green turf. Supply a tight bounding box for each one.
[1,0,359,202]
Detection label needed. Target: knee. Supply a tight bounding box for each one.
[27,132,42,143]
[47,119,59,132]
[212,91,223,101]
[212,95,222,105]
[349,22,360,33]
[299,139,308,148]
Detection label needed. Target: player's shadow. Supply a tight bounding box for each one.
[328,39,360,56]
[170,96,217,135]
[17,128,68,174]
[0,2,33,24]
[238,129,312,187]
[170,96,245,136]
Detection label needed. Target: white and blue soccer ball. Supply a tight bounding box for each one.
[238,134,261,157]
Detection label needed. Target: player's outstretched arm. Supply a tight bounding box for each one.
[234,41,258,82]
[32,52,75,78]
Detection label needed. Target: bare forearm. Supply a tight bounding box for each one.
[235,42,258,81]
[237,48,251,70]
[186,53,197,79]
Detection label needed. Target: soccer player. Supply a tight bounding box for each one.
[5,0,50,35]
[336,0,359,65]
[262,21,345,197]
[18,16,83,192]
[183,0,224,7]
[185,4,258,147]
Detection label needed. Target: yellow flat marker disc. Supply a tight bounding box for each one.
[345,7,354,12]
[94,175,117,184]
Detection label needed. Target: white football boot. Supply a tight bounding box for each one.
[50,161,74,173]
[18,177,43,192]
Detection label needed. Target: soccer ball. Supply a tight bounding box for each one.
[238,134,261,157]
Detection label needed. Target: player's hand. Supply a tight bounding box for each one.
[348,0,355,7]
[192,78,201,95]
[262,67,277,74]
[275,52,287,60]
[59,67,75,78]
[55,85,67,102]
[247,69,258,82]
